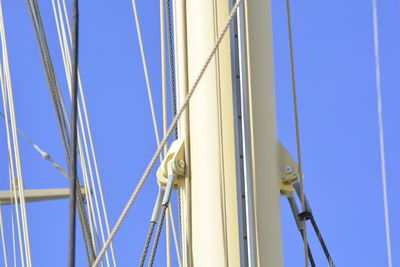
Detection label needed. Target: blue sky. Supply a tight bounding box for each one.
[0,0,398,266]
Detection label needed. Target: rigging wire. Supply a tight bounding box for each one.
[10,197,17,267]
[166,0,178,139]
[53,0,118,264]
[293,183,335,266]
[371,1,393,266]
[8,169,24,267]
[0,2,32,264]
[168,204,182,266]
[285,0,309,266]
[0,206,9,267]
[148,205,168,267]
[131,0,162,163]
[166,0,184,258]
[25,0,96,262]
[91,1,244,265]
[138,187,165,267]
[0,111,69,178]
[68,0,79,266]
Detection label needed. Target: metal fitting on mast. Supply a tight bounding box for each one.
[279,142,300,197]
[156,138,186,189]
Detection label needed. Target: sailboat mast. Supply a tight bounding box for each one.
[174,0,284,266]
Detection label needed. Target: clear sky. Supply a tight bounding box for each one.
[0,0,398,266]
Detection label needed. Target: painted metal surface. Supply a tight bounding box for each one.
[175,0,284,266]
[243,0,284,265]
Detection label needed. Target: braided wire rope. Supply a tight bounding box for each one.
[91,1,243,265]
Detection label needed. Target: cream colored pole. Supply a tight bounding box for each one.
[176,0,283,266]
[174,0,192,265]
[244,0,284,265]
[184,0,240,266]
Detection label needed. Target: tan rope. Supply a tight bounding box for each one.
[91,1,243,265]
[285,0,308,266]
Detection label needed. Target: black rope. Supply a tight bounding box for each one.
[148,205,168,267]
[300,230,316,267]
[310,216,335,266]
[68,0,79,266]
[139,221,157,267]
[25,0,96,264]
[298,202,335,266]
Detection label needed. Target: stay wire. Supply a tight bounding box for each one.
[148,205,168,267]
[68,0,79,266]
[309,217,334,266]
[166,0,178,139]
[53,0,117,264]
[285,0,309,266]
[0,111,69,178]
[371,1,392,266]
[139,222,156,267]
[91,1,243,265]
[25,0,96,263]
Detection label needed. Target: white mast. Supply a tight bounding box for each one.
[174,0,284,266]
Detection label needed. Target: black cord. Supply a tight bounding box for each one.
[310,216,335,266]
[25,0,95,263]
[68,0,79,266]
[300,230,316,267]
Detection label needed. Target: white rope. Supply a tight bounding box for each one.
[168,204,182,267]
[10,201,17,267]
[91,2,243,265]
[52,0,117,264]
[52,0,103,263]
[371,1,392,266]
[8,172,24,267]
[0,206,9,267]
[131,0,162,162]
[0,1,31,264]
[51,2,101,259]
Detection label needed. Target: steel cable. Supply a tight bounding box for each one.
[68,0,79,265]
[139,222,156,267]
[25,0,96,263]
[91,1,243,265]
[148,205,168,267]
[285,0,309,266]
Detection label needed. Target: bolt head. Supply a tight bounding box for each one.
[284,165,293,174]
[178,160,185,168]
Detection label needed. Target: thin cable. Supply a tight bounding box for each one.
[8,171,24,267]
[371,1,392,266]
[131,0,162,162]
[0,2,32,264]
[166,0,178,139]
[68,0,79,266]
[309,217,334,266]
[148,205,167,267]
[0,206,9,267]
[25,0,96,261]
[0,111,69,178]
[285,0,308,266]
[139,222,156,267]
[10,200,17,267]
[91,2,243,265]
[53,1,115,264]
[168,204,182,267]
